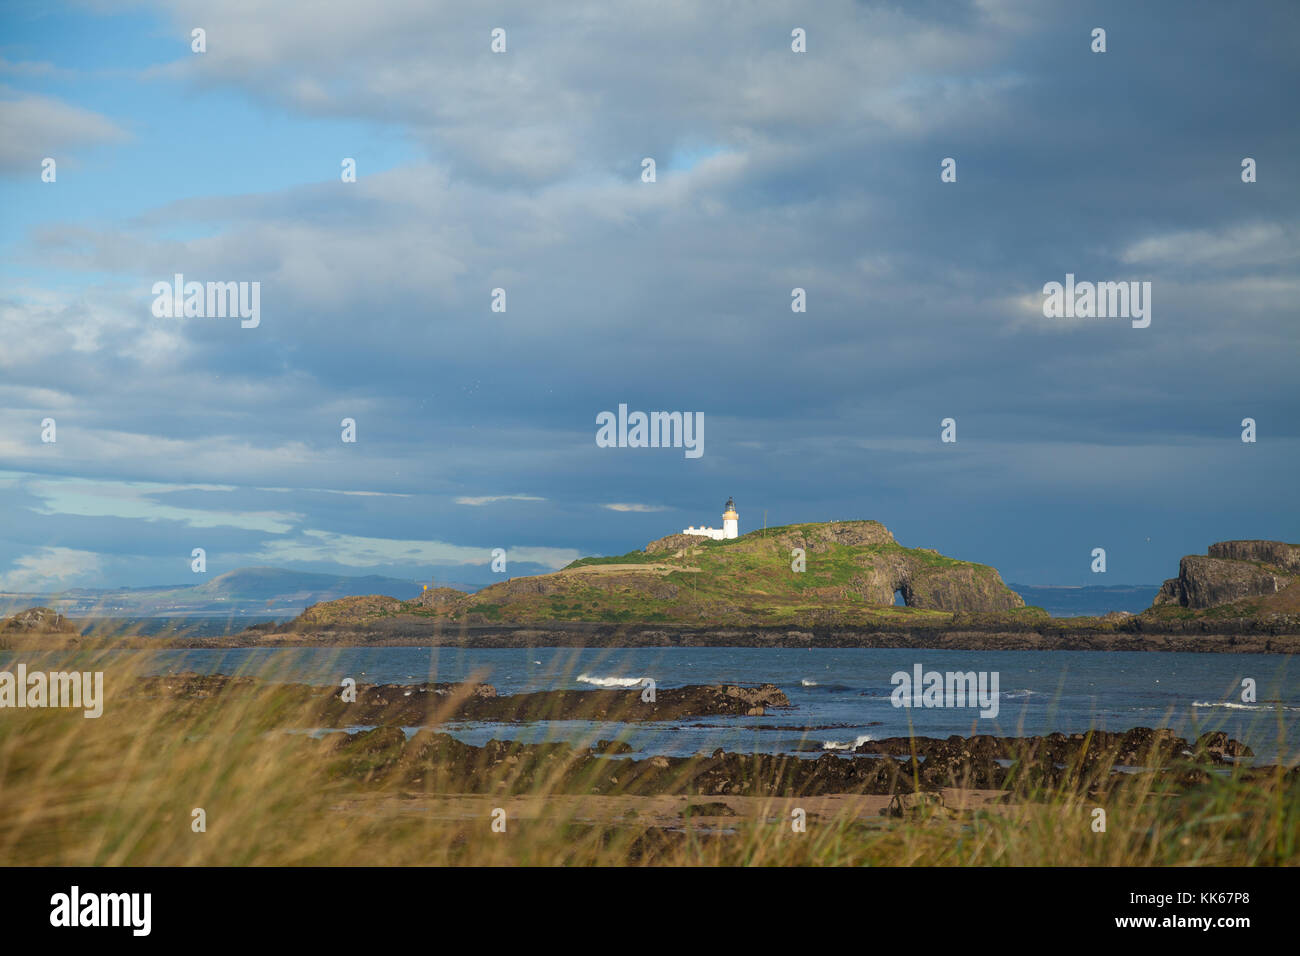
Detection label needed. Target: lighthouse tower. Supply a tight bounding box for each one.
[681,497,741,540]
[722,497,739,539]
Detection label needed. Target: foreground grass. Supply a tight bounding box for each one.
[0,650,1296,866]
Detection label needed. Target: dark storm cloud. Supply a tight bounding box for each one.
[1,0,1295,586]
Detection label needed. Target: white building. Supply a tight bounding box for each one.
[683,497,739,540]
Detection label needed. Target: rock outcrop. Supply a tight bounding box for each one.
[411,587,471,611]
[645,533,712,554]
[770,521,895,552]
[296,595,406,627]
[0,606,79,633]
[854,727,1254,766]
[752,522,1022,613]
[129,674,791,725]
[903,562,1025,612]
[1207,540,1300,572]
[1154,540,1299,609]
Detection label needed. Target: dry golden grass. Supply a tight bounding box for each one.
[0,647,1296,866]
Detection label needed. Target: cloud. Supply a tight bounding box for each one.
[254,529,578,570]
[18,475,300,534]
[139,0,1029,185]
[1120,223,1298,270]
[0,89,127,173]
[259,487,412,497]
[0,57,71,79]
[0,285,186,369]
[0,547,102,593]
[455,494,546,506]
[0,1,1295,590]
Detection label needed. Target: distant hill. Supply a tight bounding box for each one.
[185,567,426,603]
[0,567,468,618]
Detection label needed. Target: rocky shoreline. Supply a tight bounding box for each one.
[320,723,1288,798]
[166,619,1300,652]
[124,674,1295,800]
[131,673,792,723]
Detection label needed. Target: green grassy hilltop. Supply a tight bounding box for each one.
[299,520,1032,629]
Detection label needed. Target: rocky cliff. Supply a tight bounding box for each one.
[1153,540,1300,610]
[1207,540,1300,572]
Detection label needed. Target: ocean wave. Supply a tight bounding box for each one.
[576,673,650,688]
[800,679,855,692]
[1192,700,1300,712]
[822,734,874,751]
[1003,689,1039,699]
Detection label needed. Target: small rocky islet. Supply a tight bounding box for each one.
[130,672,790,723]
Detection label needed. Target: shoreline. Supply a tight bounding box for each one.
[130,674,793,723]
[96,621,1300,653]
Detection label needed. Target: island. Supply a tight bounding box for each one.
[4,524,1297,652]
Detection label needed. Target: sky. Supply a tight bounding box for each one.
[0,0,1297,593]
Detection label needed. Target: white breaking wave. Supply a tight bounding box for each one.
[577,673,650,688]
[1003,689,1039,699]
[822,734,874,751]
[1193,700,1300,712]
[802,678,855,691]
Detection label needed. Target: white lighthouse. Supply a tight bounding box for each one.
[682,497,740,541]
[722,497,739,539]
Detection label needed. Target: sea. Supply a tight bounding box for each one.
[12,645,1295,763]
